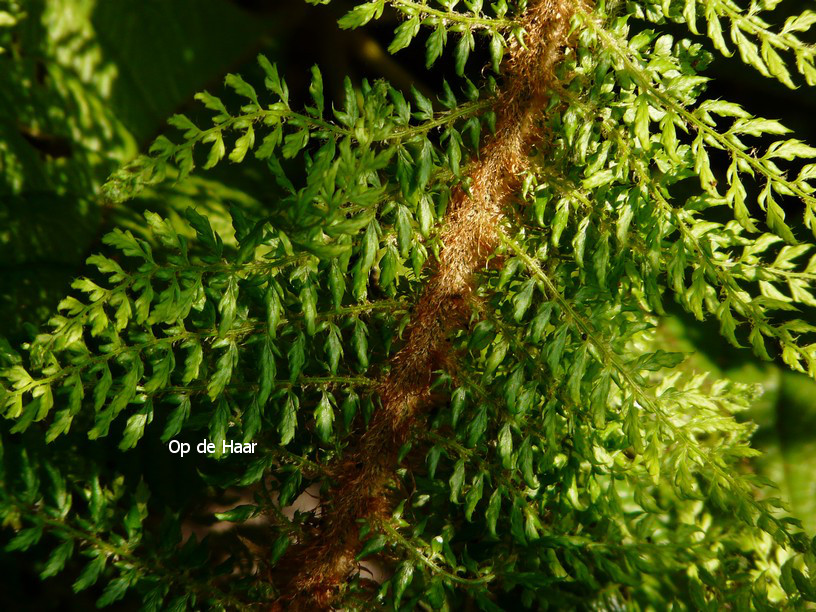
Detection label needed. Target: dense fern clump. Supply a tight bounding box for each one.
[2,0,816,609]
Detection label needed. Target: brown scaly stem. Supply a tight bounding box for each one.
[277,1,578,608]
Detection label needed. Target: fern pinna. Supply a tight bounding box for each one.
[2,0,816,609]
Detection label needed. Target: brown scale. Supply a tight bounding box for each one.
[274,1,581,608]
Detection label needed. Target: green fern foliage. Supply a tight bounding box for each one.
[3,0,816,609]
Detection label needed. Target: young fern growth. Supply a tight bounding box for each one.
[634,0,816,87]
[2,0,816,609]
